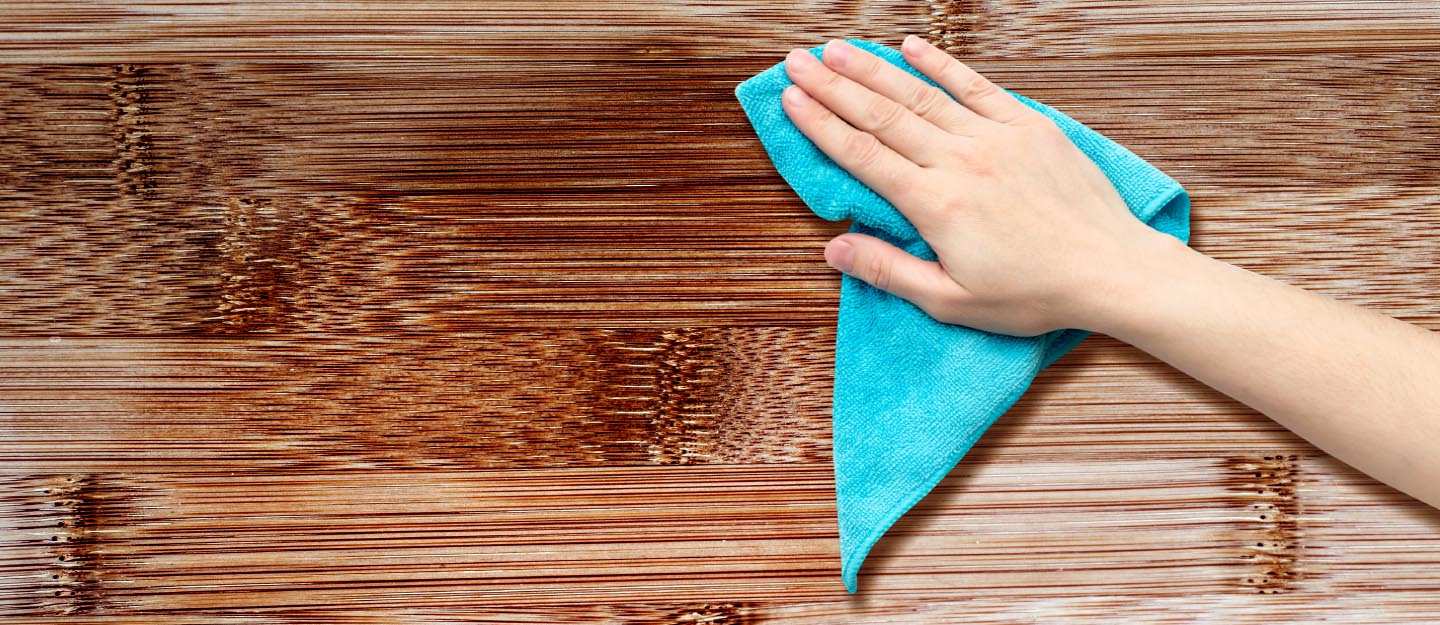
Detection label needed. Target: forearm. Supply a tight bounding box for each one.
[1087,233,1440,508]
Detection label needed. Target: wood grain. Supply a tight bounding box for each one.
[0,0,932,63]
[3,0,1440,621]
[1,54,1437,329]
[3,457,1438,618]
[933,0,1440,58]
[0,334,1316,472]
[0,1,1435,62]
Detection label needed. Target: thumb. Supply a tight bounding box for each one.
[824,233,970,317]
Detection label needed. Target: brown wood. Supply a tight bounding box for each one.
[3,0,1440,621]
[5,457,1439,619]
[0,335,1321,472]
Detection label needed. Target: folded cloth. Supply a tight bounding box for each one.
[734,39,1190,593]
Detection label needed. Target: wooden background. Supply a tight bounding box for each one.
[2,1,1440,622]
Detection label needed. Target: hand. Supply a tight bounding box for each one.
[782,36,1177,336]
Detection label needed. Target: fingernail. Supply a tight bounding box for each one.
[826,239,855,274]
[824,39,850,67]
[902,35,930,57]
[782,85,811,106]
[786,48,817,71]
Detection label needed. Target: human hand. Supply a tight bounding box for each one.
[782,36,1179,337]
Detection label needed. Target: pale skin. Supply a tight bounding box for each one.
[782,36,1440,509]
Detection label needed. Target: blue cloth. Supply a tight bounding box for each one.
[734,40,1190,593]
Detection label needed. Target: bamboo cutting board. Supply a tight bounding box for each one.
[3,1,1440,622]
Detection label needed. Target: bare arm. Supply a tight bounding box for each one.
[780,36,1440,508]
[1091,234,1440,507]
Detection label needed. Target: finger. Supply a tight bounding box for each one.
[825,233,972,320]
[781,85,923,204]
[820,39,980,135]
[785,47,945,166]
[900,35,1040,126]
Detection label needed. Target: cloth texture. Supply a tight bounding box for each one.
[734,39,1191,593]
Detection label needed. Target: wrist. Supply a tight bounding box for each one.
[1068,228,1200,338]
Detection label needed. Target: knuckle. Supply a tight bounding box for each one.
[907,84,947,118]
[1016,117,1070,151]
[1031,118,1069,144]
[853,54,882,81]
[1027,115,1059,132]
[862,98,906,131]
[864,253,894,292]
[961,73,999,101]
[887,167,920,198]
[938,195,968,216]
[943,138,974,160]
[887,167,921,201]
[810,104,837,124]
[843,132,884,168]
[817,68,845,91]
[943,139,991,175]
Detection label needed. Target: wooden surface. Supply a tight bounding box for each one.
[3,0,1440,621]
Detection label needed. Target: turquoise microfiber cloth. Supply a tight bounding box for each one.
[734,39,1190,593]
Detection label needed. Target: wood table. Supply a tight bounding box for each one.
[3,1,1439,622]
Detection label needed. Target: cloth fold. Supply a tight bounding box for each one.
[734,39,1190,593]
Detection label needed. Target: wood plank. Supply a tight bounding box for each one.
[3,456,1437,617]
[936,0,1440,58]
[6,593,1440,625]
[2,55,1438,331]
[0,1,1435,62]
[1,334,1320,472]
[0,0,932,63]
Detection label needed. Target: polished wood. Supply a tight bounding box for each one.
[3,0,1439,621]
